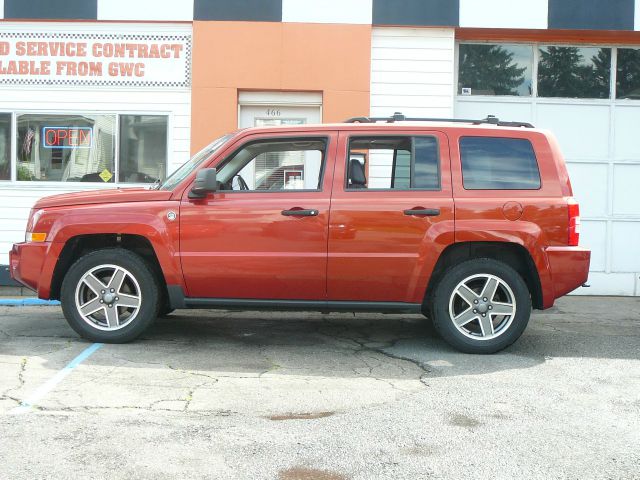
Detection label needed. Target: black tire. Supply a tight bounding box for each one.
[430,258,531,354]
[60,248,161,343]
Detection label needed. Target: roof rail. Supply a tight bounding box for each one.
[343,112,534,128]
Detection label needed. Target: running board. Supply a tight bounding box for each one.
[184,298,422,313]
[167,285,422,313]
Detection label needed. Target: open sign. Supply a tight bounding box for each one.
[43,126,92,148]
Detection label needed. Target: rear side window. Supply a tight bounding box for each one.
[347,136,440,190]
[459,137,541,190]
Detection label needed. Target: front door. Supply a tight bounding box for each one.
[327,131,455,304]
[180,132,336,300]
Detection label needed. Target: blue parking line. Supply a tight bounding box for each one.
[0,298,61,306]
[11,343,104,414]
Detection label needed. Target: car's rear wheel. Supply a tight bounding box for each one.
[430,258,531,354]
[60,248,160,343]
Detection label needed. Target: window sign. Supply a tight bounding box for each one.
[43,127,93,149]
[0,32,191,87]
[14,113,168,183]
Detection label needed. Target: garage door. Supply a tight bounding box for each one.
[455,42,640,296]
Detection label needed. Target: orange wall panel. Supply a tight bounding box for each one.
[191,21,371,153]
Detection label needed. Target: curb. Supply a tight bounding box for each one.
[0,298,61,306]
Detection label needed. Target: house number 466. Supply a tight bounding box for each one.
[266,108,281,116]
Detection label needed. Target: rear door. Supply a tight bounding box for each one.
[327,130,455,304]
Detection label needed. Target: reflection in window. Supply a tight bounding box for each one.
[458,44,533,96]
[616,48,640,99]
[119,115,168,183]
[538,46,611,99]
[218,138,326,192]
[0,114,10,180]
[16,114,115,182]
[460,137,540,190]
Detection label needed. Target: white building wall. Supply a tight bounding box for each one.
[369,27,455,186]
[0,23,191,266]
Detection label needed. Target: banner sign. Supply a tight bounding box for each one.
[0,32,191,87]
[43,127,93,148]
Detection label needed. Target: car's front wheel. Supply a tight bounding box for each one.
[60,248,160,343]
[430,258,531,354]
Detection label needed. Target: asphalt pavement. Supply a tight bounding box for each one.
[0,296,639,479]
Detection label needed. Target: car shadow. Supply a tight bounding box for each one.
[1,296,638,382]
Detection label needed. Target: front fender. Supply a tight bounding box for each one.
[39,201,182,298]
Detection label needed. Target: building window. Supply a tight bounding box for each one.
[10,113,168,183]
[0,114,10,181]
[119,115,168,183]
[616,48,640,99]
[538,46,611,99]
[16,114,116,182]
[459,137,541,190]
[458,44,533,96]
[346,136,440,190]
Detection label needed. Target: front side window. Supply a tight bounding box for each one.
[0,113,10,180]
[217,138,326,192]
[16,114,116,182]
[346,136,440,190]
[458,43,533,96]
[538,46,611,99]
[460,137,541,190]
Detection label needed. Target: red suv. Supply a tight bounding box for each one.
[9,114,590,353]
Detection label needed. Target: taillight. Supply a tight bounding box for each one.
[568,198,580,246]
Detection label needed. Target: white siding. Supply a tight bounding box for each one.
[369,27,455,187]
[371,28,455,118]
[0,23,191,266]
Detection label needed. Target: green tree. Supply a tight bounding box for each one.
[538,46,610,98]
[458,44,528,96]
[590,48,611,98]
[616,48,640,99]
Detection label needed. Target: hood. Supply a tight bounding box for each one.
[33,187,173,209]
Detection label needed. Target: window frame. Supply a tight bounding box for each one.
[456,41,640,102]
[214,135,331,194]
[0,109,170,186]
[345,135,442,192]
[459,135,542,191]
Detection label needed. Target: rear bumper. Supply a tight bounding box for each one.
[543,246,591,307]
[9,242,49,295]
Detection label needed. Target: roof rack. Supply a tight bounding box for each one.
[344,112,534,128]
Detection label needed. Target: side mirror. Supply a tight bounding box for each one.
[189,168,218,199]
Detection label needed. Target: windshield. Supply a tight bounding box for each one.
[157,134,233,191]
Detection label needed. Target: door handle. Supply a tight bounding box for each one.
[281,209,319,217]
[403,208,440,216]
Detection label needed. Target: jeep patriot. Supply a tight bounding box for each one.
[10,114,591,353]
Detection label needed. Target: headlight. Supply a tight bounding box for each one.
[26,232,48,242]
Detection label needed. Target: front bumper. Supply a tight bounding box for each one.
[546,246,591,301]
[9,242,49,294]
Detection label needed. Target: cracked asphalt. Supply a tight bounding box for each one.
[0,296,639,480]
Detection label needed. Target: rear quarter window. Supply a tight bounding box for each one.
[459,136,541,190]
